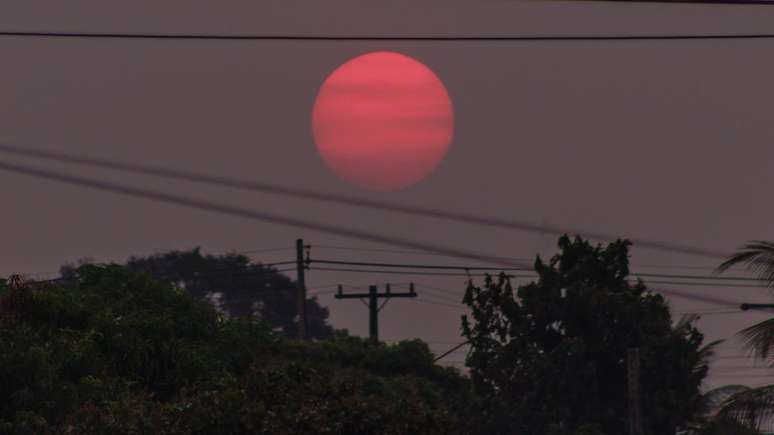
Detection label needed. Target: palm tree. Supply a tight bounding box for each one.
[711,241,774,432]
[682,385,759,434]
[719,242,774,360]
[675,326,745,434]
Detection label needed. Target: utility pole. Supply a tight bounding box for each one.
[335,283,417,342]
[627,347,643,435]
[368,285,379,341]
[296,239,308,340]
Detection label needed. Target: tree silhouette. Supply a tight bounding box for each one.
[462,236,709,435]
[61,248,337,339]
[0,264,472,433]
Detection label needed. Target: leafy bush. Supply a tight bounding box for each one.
[0,265,472,434]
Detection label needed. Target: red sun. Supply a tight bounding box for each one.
[312,51,454,191]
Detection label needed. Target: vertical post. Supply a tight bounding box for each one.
[296,239,307,340]
[334,284,415,343]
[627,347,643,435]
[368,285,378,343]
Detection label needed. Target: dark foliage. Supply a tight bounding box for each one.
[462,236,709,435]
[0,264,474,434]
[62,248,336,338]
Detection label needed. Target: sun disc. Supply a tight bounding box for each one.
[311,51,454,191]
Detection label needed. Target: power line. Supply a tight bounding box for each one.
[309,258,530,271]
[313,245,529,260]
[310,267,757,309]
[413,282,464,294]
[412,289,463,305]
[0,160,525,268]
[434,341,471,362]
[28,263,299,284]
[577,0,774,4]
[0,143,728,260]
[8,253,299,283]
[202,285,341,302]
[712,356,758,360]
[674,310,744,315]
[185,266,297,278]
[136,261,297,278]
[711,366,771,371]
[0,160,758,311]
[314,245,536,265]
[633,271,761,282]
[634,264,717,271]
[314,245,720,271]
[408,282,746,313]
[423,289,756,316]
[708,373,774,378]
[428,346,469,353]
[308,288,340,297]
[237,247,295,254]
[413,297,467,310]
[638,279,767,288]
[261,260,297,267]
[652,286,747,308]
[311,258,762,283]
[308,266,521,277]
[381,337,467,344]
[310,264,764,289]
[14,245,294,269]
[2,30,774,41]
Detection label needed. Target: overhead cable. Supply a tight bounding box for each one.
[310,258,762,283]
[0,159,525,267]
[574,0,774,5]
[0,143,727,259]
[2,30,774,41]
[309,258,530,271]
[308,266,520,277]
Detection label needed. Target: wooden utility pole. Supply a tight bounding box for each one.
[296,239,307,340]
[335,283,417,343]
[368,285,379,341]
[627,347,644,435]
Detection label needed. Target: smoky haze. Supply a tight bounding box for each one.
[2,0,774,386]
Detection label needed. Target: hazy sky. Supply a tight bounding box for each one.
[3,0,774,387]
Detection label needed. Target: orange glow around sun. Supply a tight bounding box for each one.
[312,51,454,191]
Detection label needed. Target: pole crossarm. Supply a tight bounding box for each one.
[335,283,417,299]
[334,284,417,342]
[334,292,417,299]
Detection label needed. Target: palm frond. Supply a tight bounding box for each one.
[739,318,774,360]
[717,384,774,430]
[697,339,725,366]
[700,385,752,416]
[717,241,774,286]
[675,313,700,332]
[673,314,724,375]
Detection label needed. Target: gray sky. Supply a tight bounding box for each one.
[3,0,774,387]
